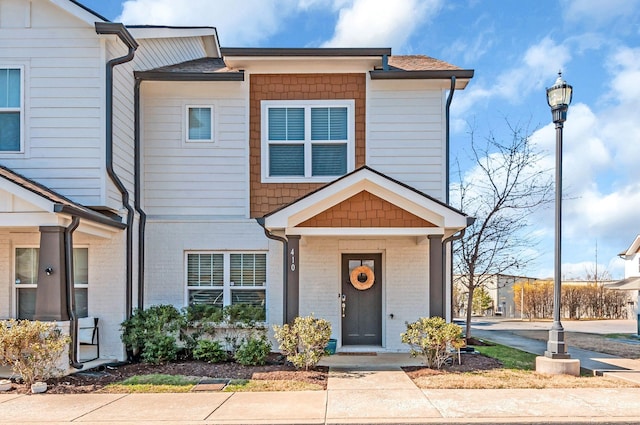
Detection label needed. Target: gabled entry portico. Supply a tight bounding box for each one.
[261,166,469,351]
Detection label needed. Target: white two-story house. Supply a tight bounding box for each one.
[0,0,474,365]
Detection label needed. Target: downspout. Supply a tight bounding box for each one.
[256,218,288,323]
[134,78,146,310]
[64,216,83,369]
[445,76,456,204]
[444,76,458,320]
[96,24,138,318]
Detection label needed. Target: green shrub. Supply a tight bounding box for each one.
[273,315,331,370]
[120,305,184,364]
[0,320,70,385]
[235,335,271,366]
[401,316,465,369]
[193,339,228,363]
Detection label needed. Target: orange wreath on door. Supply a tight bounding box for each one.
[350,265,375,290]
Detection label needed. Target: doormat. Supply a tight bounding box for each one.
[337,352,377,356]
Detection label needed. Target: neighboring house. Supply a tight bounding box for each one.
[0,0,474,366]
[611,235,640,332]
[453,274,538,318]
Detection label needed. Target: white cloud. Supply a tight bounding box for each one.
[452,37,571,116]
[117,0,299,45]
[321,0,442,50]
[561,0,640,27]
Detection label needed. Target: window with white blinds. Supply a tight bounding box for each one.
[186,252,266,313]
[261,100,354,182]
[186,105,214,142]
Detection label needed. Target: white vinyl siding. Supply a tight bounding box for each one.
[0,0,105,205]
[142,82,247,216]
[261,100,355,183]
[368,80,446,200]
[130,37,206,71]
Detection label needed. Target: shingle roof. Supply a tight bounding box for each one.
[147,58,235,73]
[386,55,461,71]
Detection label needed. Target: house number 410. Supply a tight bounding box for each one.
[290,248,296,272]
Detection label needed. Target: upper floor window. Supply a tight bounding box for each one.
[186,105,214,143]
[0,68,22,152]
[261,100,355,182]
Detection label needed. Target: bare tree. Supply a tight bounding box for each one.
[453,121,553,341]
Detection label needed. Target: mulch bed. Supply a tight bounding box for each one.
[3,354,329,394]
[2,352,502,394]
[403,352,503,378]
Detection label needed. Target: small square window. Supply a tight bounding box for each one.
[186,106,214,142]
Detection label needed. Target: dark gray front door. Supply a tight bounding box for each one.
[341,254,382,346]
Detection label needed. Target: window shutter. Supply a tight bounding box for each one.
[312,144,347,176]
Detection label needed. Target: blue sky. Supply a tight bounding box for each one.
[79,0,640,280]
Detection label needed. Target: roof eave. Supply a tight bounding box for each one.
[95,22,139,50]
[54,204,126,230]
[370,69,475,80]
[221,47,392,57]
[134,70,245,81]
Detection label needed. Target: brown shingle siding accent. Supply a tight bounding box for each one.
[250,73,366,217]
[298,191,436,228]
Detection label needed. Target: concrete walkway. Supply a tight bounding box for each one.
[1,352,640,424]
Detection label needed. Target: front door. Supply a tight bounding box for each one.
[341,254,382,346]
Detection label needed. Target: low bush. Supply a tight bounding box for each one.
[193,339,228,363]
[273,315,331,370]
[235,335,271,366]
[120,305,184,364]
[401,316,465,369]
[0,319,70,385]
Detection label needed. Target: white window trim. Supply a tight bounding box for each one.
[0,65,25,155]
[260,99,355,183]
[184,104,216,144]
[12,246,89,319]
[184,251,267,309]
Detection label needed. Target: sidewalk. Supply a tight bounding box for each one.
[1,352,640,424]
[471,327,640,383]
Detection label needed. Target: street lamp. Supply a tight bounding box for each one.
[545,72,572,359]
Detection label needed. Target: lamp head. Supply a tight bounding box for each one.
[547,71,572,123]
[546,71,573,109]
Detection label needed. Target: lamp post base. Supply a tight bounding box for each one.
[536,356,580,376]
[545,328,570,359]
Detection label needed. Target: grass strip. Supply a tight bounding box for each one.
[120,374,201,386]
[224,379,323,392]
[474,341,537,370]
